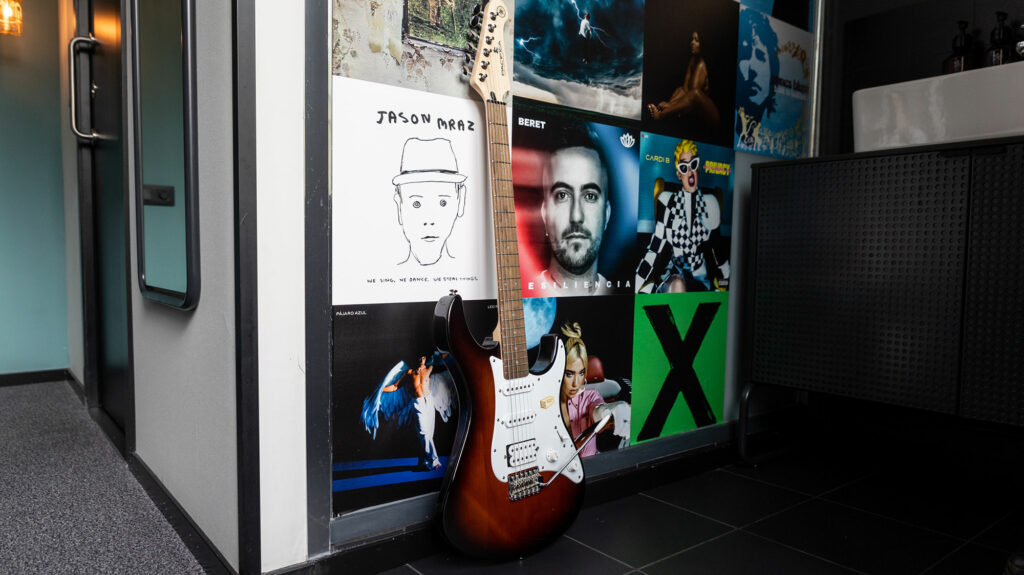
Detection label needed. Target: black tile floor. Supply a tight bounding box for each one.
[376,434,1023,575]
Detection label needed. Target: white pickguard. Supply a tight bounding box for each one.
[488,340,584,485]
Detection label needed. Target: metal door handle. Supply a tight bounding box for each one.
[69,35,99,142]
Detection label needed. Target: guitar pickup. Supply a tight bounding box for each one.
[497,411,536,428]
[499,379,535,396]
[505,439,538,466]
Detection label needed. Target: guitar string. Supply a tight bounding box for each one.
[491,99,528,468]
[488,100,518,459]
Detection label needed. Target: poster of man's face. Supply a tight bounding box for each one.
[332,76,497,305]
[512,0,645,119]
[640,0,739,148]
[740,0,813,32]
[511,105,639,297]
[734,6,814,158]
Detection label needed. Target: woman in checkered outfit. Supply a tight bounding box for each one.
[635,139,730,293]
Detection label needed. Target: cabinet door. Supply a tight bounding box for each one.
[960,144,1024,426]
[752,151,969,413]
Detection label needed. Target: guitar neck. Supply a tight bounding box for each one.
[484,99,528,380]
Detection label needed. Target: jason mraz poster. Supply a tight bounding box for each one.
[332,76,497,305]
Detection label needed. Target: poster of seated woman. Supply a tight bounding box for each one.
[641,0,739,148]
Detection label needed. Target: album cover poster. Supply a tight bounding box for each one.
[511,106,640,298]
[640,0,739,148]
[740,0,813,32]
[512,0,645,119]
[332,76,497,305]
[734,7,814,158]
[522,295,634,457]
[332,0,482,100]
[331,299,497,515]
[636,132,733,294]
[630,292,728,445]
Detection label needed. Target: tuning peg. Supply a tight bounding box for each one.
[461,64,470,77]
[467,29,480,42]
[470,13,481,26]
[472,3,481,15]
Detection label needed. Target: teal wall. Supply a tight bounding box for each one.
[0,0,69,373]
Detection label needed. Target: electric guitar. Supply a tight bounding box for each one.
[434,0,588,558]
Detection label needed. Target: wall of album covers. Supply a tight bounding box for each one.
[330,0,815,515]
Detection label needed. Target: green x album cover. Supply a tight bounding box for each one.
[631,291,728,444]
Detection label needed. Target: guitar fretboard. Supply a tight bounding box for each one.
[484,99,528,380]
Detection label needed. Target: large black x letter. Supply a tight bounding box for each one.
[637,303,721,441]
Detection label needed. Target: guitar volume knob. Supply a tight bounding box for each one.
[545,449,558,463]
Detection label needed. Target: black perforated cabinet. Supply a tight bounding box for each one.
[960,144,1024,426]
[750,151,970,414]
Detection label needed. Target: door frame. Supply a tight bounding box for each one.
[73,0,136,455]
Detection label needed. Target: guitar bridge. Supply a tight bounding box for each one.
[507,467,541,501]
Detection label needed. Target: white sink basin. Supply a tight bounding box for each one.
[853,61,1024,152]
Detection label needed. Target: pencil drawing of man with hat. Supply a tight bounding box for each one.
[392,137,468,266]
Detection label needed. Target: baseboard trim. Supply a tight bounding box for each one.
[308,440,741,575]
[276,526,442,575]
[129,456,237,575]
[0,369,70,388]
[73,381,235,574]
[89,406,127,456]
[65,372,86,404]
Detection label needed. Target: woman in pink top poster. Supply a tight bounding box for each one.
[559,322,609,458]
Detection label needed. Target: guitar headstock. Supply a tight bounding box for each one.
[462,0,511,104]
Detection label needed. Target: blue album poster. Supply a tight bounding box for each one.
[522,296,634,458]
[512,0,645,119]
[636,132,733,293]
[511,105,640,298]
[740,0,813,31]
[331,300,496,515]
[641,0,739,148]
[734,6,814,158]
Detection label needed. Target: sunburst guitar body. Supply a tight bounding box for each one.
[434,0,585,558]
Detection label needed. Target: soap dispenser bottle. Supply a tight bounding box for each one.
[984,11,1014,66]
[943,20,975,73]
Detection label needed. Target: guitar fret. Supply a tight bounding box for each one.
[484,99,527,372]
